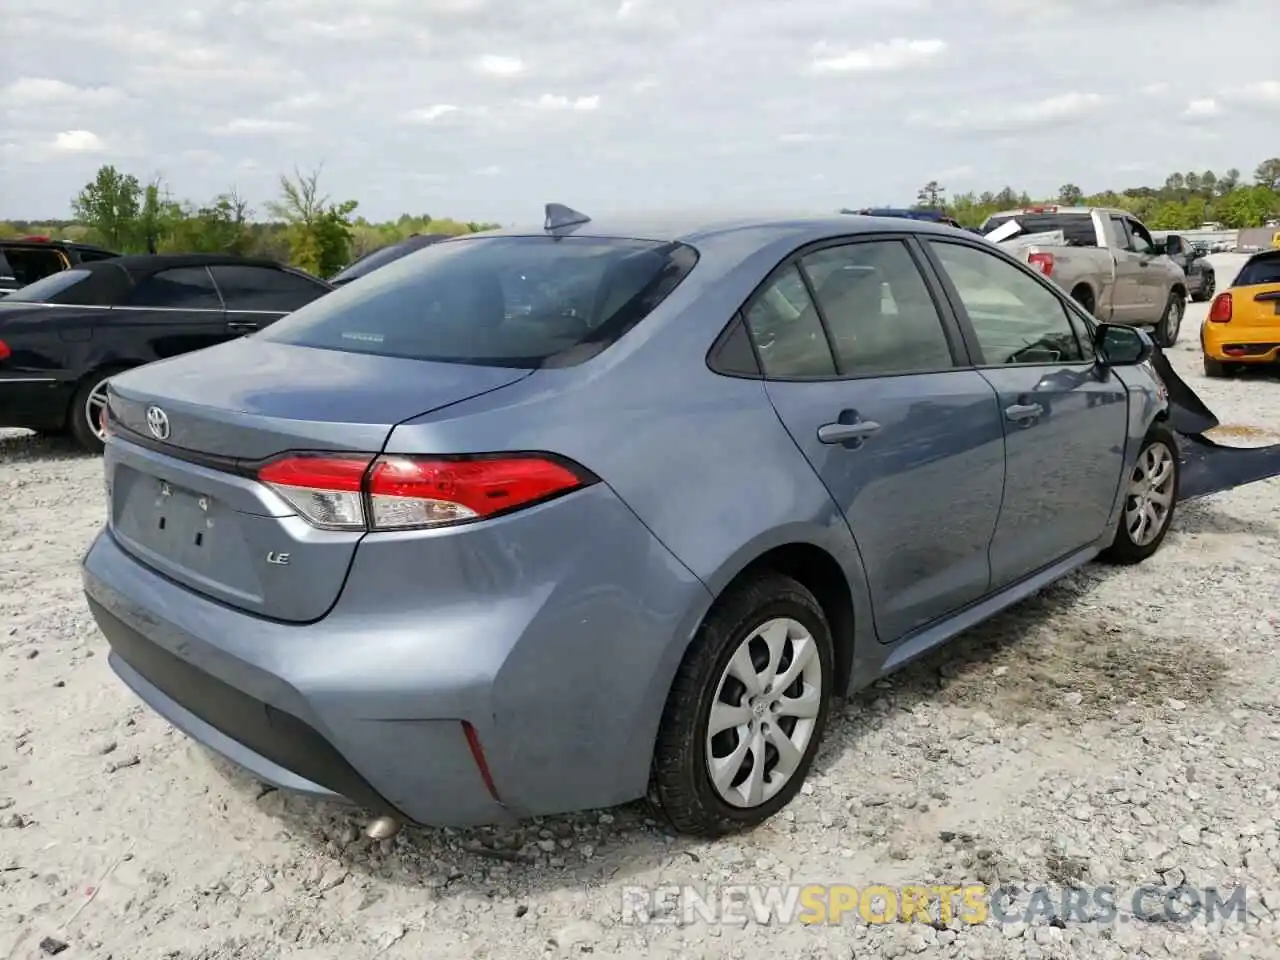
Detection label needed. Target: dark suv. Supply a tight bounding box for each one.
[0,237,121,296]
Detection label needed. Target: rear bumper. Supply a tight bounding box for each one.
[1202,321,1280,363]
[81,482,711,827]
[0,377,73,431]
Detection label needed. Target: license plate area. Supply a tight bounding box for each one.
[112,470,234,574]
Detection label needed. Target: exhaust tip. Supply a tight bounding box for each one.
[365,815,402,840]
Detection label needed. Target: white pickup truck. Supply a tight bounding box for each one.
[980,206,1190,347]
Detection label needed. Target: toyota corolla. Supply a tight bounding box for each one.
[84,206,1187,837]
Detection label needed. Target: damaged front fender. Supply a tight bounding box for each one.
[1148,344,1280,502]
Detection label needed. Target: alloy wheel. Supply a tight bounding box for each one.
[1125,442,1175,547]
[84,379,110,443]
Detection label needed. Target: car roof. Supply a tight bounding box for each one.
[453,212,970,247]
[97,252,318,278]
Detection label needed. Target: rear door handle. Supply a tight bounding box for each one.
[818,419,882,444]
[1005,402,1043,422]
[227,321,259,333]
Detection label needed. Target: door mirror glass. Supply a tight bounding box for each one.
[1095,323,1152,366]
[1164,234,1184,257]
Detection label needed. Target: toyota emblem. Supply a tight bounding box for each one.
[145,406,171,441]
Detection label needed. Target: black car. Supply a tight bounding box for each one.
[328,232,453,286]
[0,253,333,452]
[1153,232,1216,302]
[0,237,121,296]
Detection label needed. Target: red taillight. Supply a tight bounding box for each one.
[0,340,10,361]
[1028,252,1055,276]
[256,452,591,531]
[1208,292,1232,323]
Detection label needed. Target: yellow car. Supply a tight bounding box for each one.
[1201,248,1280,377]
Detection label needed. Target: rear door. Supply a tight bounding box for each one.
[206,264,331,336]
[1106,215,1147,322]
[115,265,231,357]
[921,237,1129,589]
[743,235,1007,643]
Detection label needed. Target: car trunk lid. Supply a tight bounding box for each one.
[1229,282,1280,329]
[103,337,531,622]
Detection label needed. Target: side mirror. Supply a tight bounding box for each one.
[1164,234,1184,257]
[1095,323,1153,367]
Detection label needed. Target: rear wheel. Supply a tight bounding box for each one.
[648,572,834,837]
[69,368,122,454]
[1191,274,1215,303]
[1202,356,1230,378]
[1154,292,1184,348]
[1099,424,1179,565]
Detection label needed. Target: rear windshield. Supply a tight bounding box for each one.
[0,268,92,302]
[980,213,1098,246]
[258,235,700,367]
[1235,253,1280,287]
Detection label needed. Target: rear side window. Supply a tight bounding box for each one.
[980,213,1099,247]
[0,268,92,302]
[259,235,699,367]
[2,247,66,286]
[128,267,223,309]
[742,264,837,378]
[1235,254,1280,287]
[209,265,328,312]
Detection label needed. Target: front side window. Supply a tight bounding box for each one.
[208,265,328,312]
[259,235,698,367]
[799,240,954,376]
[930,241,1085,365]
[741,264,836,378]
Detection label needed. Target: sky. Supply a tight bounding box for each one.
[1,0,1278,224]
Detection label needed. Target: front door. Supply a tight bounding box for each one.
[1125,216,1167,313]
[206,264,331,336]
[741,236,1007,643]
[922,238,1130,589]
[1106,215,1147,323]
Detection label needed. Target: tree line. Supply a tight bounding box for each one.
[4,156,1279,279]
[914,157,1280,231]
[0,164,500,278]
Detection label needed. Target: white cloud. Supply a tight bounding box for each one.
[400,104,461,123]
[474,164,502,176]
[209,118,306,135]
[809,38,945,73]
[51,130,104,152]
[912,91,1106,133]
[1183,98,1220,119]
[1224,80,1280,106]
[525,94,600,111]
[473,54,524,76]
[3,77,124,104]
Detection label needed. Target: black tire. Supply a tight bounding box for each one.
[1099,423,1179,565]
[1070,286,1096,317]
[68,367,123,454]
[1154,291,1184,348]
[648,572,835,837]
[1203,356,1229,378]
[1191,274,1215,303]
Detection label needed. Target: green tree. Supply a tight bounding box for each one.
[71,165,143,250]
[1254,158,1280,191]
[266,167,358,277]
[1057,184,1084,205]
[915,181,945,210]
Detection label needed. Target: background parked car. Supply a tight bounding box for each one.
[1153,229,1216,302]
[328,233,453,286]
[1201,247,1280,377]
[0,236,120,297]
[0,253,333,452]
[980,206,1189,347]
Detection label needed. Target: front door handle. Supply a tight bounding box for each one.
[1004,402,1043,422]
[818,418,882,445]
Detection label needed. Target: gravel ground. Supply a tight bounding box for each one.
[3,256,1279,959]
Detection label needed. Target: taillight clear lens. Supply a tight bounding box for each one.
[255,453,592,531]
[258,455,371,530]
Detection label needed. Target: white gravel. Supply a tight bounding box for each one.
[3,256,1279,959]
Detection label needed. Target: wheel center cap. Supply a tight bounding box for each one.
[752,699,769,720]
